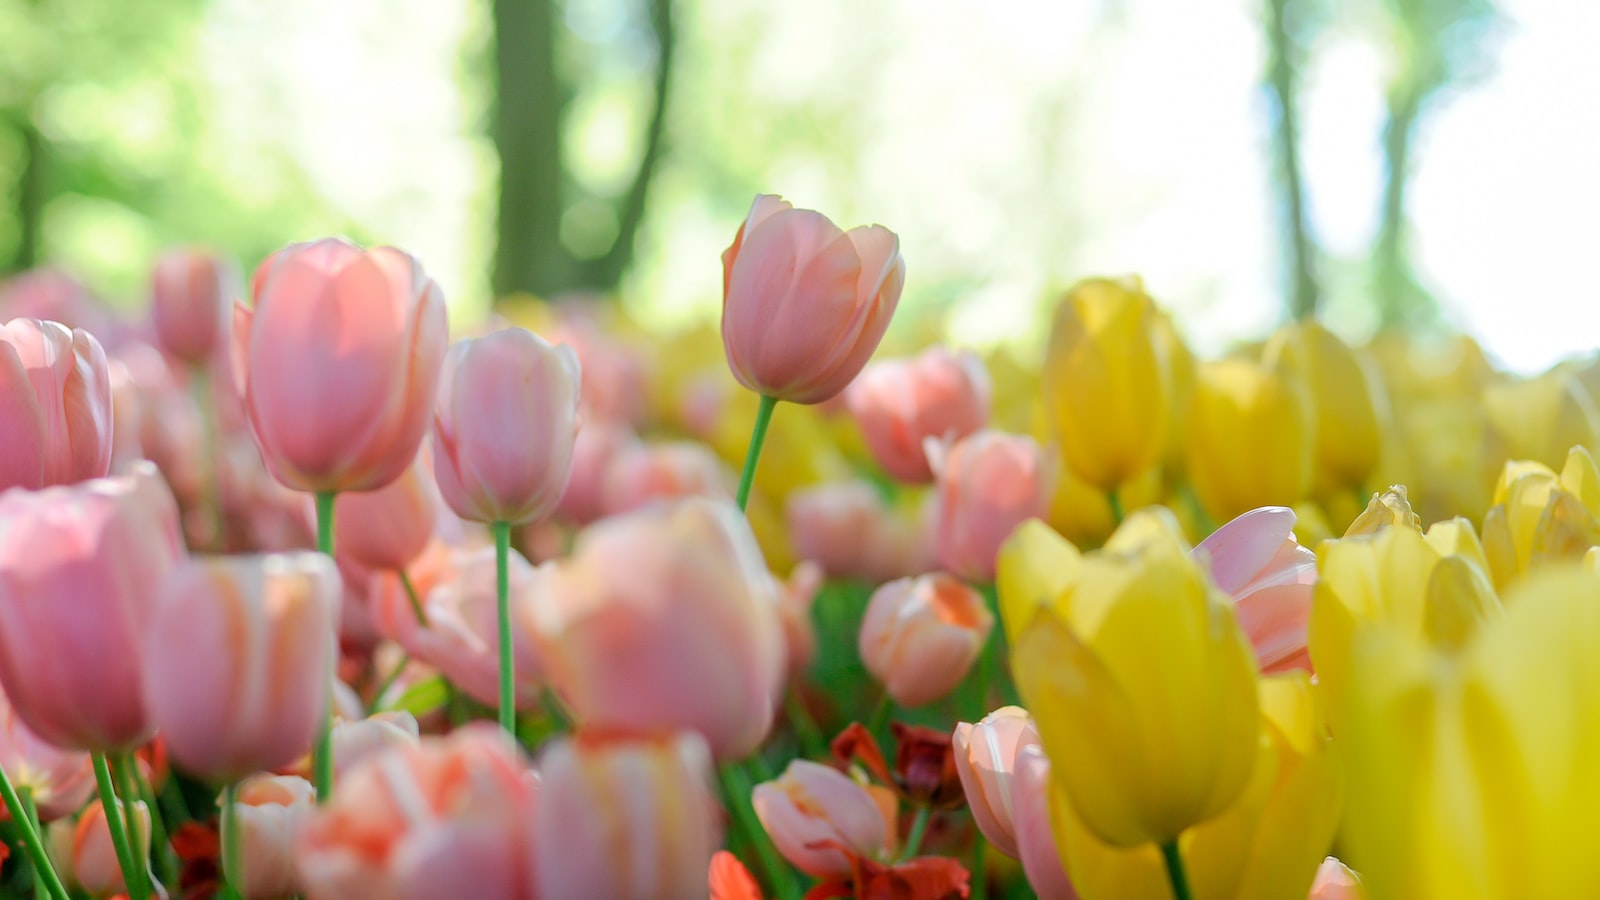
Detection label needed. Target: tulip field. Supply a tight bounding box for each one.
[1,192,1598,900]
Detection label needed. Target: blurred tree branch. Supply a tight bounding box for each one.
[1263,0,1321,321]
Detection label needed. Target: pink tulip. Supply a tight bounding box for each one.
[0,317,113,490]
[555,421,637,524]
[534,732,719,899]
[48,797,152,897]
[542,312,649,426]
[297,724,537,900]
[751,758,892,877]
[142,552,339,782]
[150,248,239,364]
[0,687,94,823]
[847,346,992,483]
[775,561,824,679]
[224,774,317,900]
[327,712,420,783]
[785,480,930,583]
[859,573,994,707]
[1011,745,1077,900]
[0,268,107,336]
[432,328,581,525]
[721,194,905,404]
[335,448,442,571]
[1309,857,1365,899]
[369,543,544,710]
[525,498,785,761]
[928,430,1056,582]
[601,440,735,515]
[952,706,1036,857]
[235,238,448,493]
[0,463,183,752]
[1194,506,1318,674]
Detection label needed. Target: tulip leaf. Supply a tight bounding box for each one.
[384,675,450,716]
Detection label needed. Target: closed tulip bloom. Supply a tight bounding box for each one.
[1194,506,1319,673]
[223,775,317,900]
[0,463,183,752]
[1343,485,1422,536]
[752,759,893,877]
[297,724,537,900]
[143,553,338,782]
[999,514,1259,847]
[1309,858,1365,900]
[335,449,442,571]
[721,194,905,404]
[150,248,239,364]
[535,733,720,899]
[0,687,95,822]
[236,238,448,493]
[432,328,582,525]
[1479,448,1600,590]
[0,317,112,490]
[775,561,824,679]
[1042,277,1170,490]
[526,498,785,761]
[1010,746,1077,900]
[952,707,1037,857]
[327,712,421,783]
[846,346,991,482]
[48,798,152,897]
[1263,321,1387,495]
[785,480,926,583]
[1187,359,1314,522]
[555,421,637,524]
[601,440,736,515]
[1483,372,1600,473]
[929,430,1056,582]
[860,574,994,707]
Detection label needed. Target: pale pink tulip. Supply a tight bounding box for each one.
[1194,506,1318,674]
[751,759,892,877]
[1011,745,1077,900]
[525,499,785,760]
[48,798,152,897]
[150,248,239,364]
[601,440,735,514]
[335,448,442,571]
[0,687,94,823]
[785,480,927,583]
[0,463,183,751]
[328,712,420,782]
[721,194,905,404]
[143,553,339,782]
[223,774,317,900]
[1309,857,1365,899]
[859,574,993,707]
[776,561,824,679]
[534,732,719,899]
[928,430,1056,582]
[555,421,637,524]
[0,317,113,490]
[297,725,537,900]
[432,328,581,525]
[847,346,991,482]
[543,312,649,426]
[952,706,1035,857]
[235,238,448,493]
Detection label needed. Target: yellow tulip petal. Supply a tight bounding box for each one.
[995,519,1082,648]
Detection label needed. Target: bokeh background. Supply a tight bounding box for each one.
[1,0,1594,370]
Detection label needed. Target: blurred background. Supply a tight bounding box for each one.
[0,0,1594,371]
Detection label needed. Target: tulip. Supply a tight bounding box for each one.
[535,732,720,899]
[0,268,107,335]
[335,449,442,572]
[432,328,582,525]
[143,553,339,782]
[1310,858,1365,900]
[149,248,239,364]
[0,463,182,752]
[1483,372,1600,473]
[1479,448,1600,590]
[0,687,95,822]
[1011,746,1077,900]
[1263,321,1387,495]
[860,574,994,707]
[601,440,736,514]
[525,499,786,761]
[555,421,637,524]
[297,724,537,900]
[785,480,929,583]
[1187,358,1315,522]
[999,512,1259,848]
[775,561,824,678]
[235,238,448,494]
[952,706,1035,857]
[751,759,893,877]
[47,797,152,897]
[929,429,1056,581]
[0,317,113,490]
[720,194,904,405]
[845,346,991,482]
[1041,277,1170,491]
[1342,485,1422,536]
[327,712,420,783]
[222,775,316,900]
[1194,506,1319,673]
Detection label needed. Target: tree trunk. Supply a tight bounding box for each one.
[491,0,567,298]
[1263,0,1318,321]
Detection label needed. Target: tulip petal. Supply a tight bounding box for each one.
[1195,507,1298,595]
[996,520,1081,648]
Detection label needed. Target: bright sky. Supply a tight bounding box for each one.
[201,0,1600,373]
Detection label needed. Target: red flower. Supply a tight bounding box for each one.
[710,851,765,900]
[833,722,964,808]
[804,841,970,900]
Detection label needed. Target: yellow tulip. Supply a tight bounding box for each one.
[1186,359,1314,522]
[1046,464,1163,549]
[1042,277,1170,492]
[1002,512,1259,848]
[1479,448,1600,590]
[1483,373,1600,473]
[1342,485,1422,537]
[1264,321,1387,495]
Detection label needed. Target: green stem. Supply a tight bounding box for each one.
[370,653,411,713]
[1160,839,1193,900]
[399,569,430,627]
[1107,487,1125,526]
[783,690,827,760]
[0,774,69,900]
[17,786,41,890]
[865,692,893,735]
[734,395,779,512]
[113,754,170,889]
[899,805,932,861]
[716,762,798,900]
[970,836,988,900]
[92,753,148,900]
[313,491,338,804]
[221,782,243,900]
[493,521,516,735]
[130,759,178,886]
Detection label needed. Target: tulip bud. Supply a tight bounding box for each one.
[328,712,420,782]
[859,574,993,707]
[555,421,637,524]
[535,733,720,899]
[1343,485,1422,536]
[150,248,239,364]
[928,430,1056,582]
[1186,358,1314,522]
[0,317,113,490]
[1310,858,1366,900]
[752,759,893,877]
[223,774,317,899]
[846,346,991,482]
[952,707,1035,857]
[432,328,582,525]
[775,561,823,679]
[49,798,152,897]
[601,440,736,514]
[237,238,448,493]
[721,194,904,404]
[1263,321,1387,495]
[785,480,928,583]
[0,687,95,823]
[1479,448,1600,590]
[1194,506,1319,673]
[335,449,442,572]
